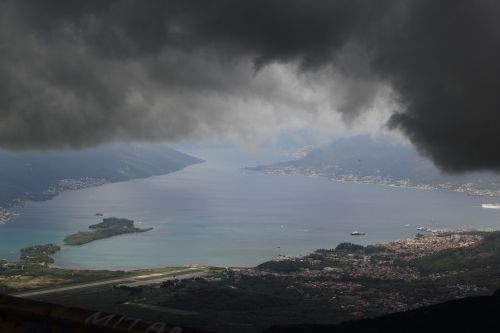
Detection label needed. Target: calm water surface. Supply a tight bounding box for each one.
[1,162,499,269]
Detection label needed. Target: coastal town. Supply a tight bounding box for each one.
[42,177,109,197]
[236,229,492,316]
[252,164,500,197]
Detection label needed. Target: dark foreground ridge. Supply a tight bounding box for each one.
[0,293,208,333]
[64,217,153,246]
[264,290,500,332]
[1,289,499,332]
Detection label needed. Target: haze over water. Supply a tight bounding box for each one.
[1,158,499,270]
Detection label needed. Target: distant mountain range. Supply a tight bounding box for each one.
[249,135,500,196]
[0,144,203,209]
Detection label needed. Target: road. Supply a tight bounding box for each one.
[121,271,207,287]
[13,267,208,298]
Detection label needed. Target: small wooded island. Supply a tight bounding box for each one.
[20,244,61,265]
[64,217,152,246]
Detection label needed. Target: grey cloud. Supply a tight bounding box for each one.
[0,0,499,172]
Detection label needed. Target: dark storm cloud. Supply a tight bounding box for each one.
[0,0,499,172]
[377,1,500,172]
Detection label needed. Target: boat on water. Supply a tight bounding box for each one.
[351,230,366,236]
[482,203,500,209]
[95,213,104,216]
[416,227,432,232]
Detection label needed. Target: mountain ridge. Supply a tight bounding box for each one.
[0,144,203,211]
[249,135,500,196]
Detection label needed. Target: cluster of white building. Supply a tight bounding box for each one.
[0,208,11,224]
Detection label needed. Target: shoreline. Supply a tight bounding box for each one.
[0,162,204,225]
[51,227,499,271]
[7,231,500,333]
[4,228,498,311]
[6,163,497,226]
[4,165,500,270]
[248,167,500,198]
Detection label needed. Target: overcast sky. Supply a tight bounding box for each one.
[1,1,499,172]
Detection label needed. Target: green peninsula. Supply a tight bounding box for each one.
[64,217,152,246]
